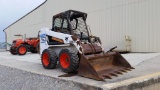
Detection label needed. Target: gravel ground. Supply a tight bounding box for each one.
[0,65,98,90]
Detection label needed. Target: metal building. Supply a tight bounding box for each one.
[3,0,160,52]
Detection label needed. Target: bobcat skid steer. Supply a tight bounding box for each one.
[39,10,134,81]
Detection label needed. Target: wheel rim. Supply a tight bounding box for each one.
[19,46,26,54]
[60,53,70,68]
[42,52,49,66]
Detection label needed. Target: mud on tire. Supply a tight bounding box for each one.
[41,49,58,69]
[59,49,79,73]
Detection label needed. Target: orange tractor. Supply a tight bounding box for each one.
[10,35,39,55]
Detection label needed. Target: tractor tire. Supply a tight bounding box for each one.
[41,49,58,69]
[59,49,79,73]
[17,45,27,55]
[36,43,40,53]
[10,47,17,55]
[30,49,37,53]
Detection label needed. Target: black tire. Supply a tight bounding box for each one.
[59,49,79,73]
[36,43,40,53]
[31,43,39,53]
[17,45,27,55]
[41,49,58,69]
[30,49,37,53]
[10,46,17,55]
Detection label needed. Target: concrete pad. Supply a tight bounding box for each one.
[122,53,160,66]
[0,51,160,90]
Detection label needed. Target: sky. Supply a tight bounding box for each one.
[0,0,45,42]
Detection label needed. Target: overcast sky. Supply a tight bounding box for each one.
[0,0,45,42]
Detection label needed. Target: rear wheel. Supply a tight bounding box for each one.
[17,45,27,55]
[30,48,37,53]
[59,49,79,73]
[10,46,17,55]
[41,49,58,69]
[36,43,40,53]
[31,43,39,53]
[31,50,37,53]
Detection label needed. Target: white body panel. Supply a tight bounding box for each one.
[39,28,81,55]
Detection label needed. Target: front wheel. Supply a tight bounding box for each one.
[41,49,58,69]
[17,45,27,55]
[59,49,79,73]
[10,46,17,55]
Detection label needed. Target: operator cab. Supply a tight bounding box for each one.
[51,10,90,42]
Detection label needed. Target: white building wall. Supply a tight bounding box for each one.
[4,0,160,52]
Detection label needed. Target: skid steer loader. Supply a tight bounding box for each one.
[39,10,134,81]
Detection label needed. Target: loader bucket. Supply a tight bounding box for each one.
[78,52,134,81]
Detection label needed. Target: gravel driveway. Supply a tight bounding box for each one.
[0,65,90,90]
